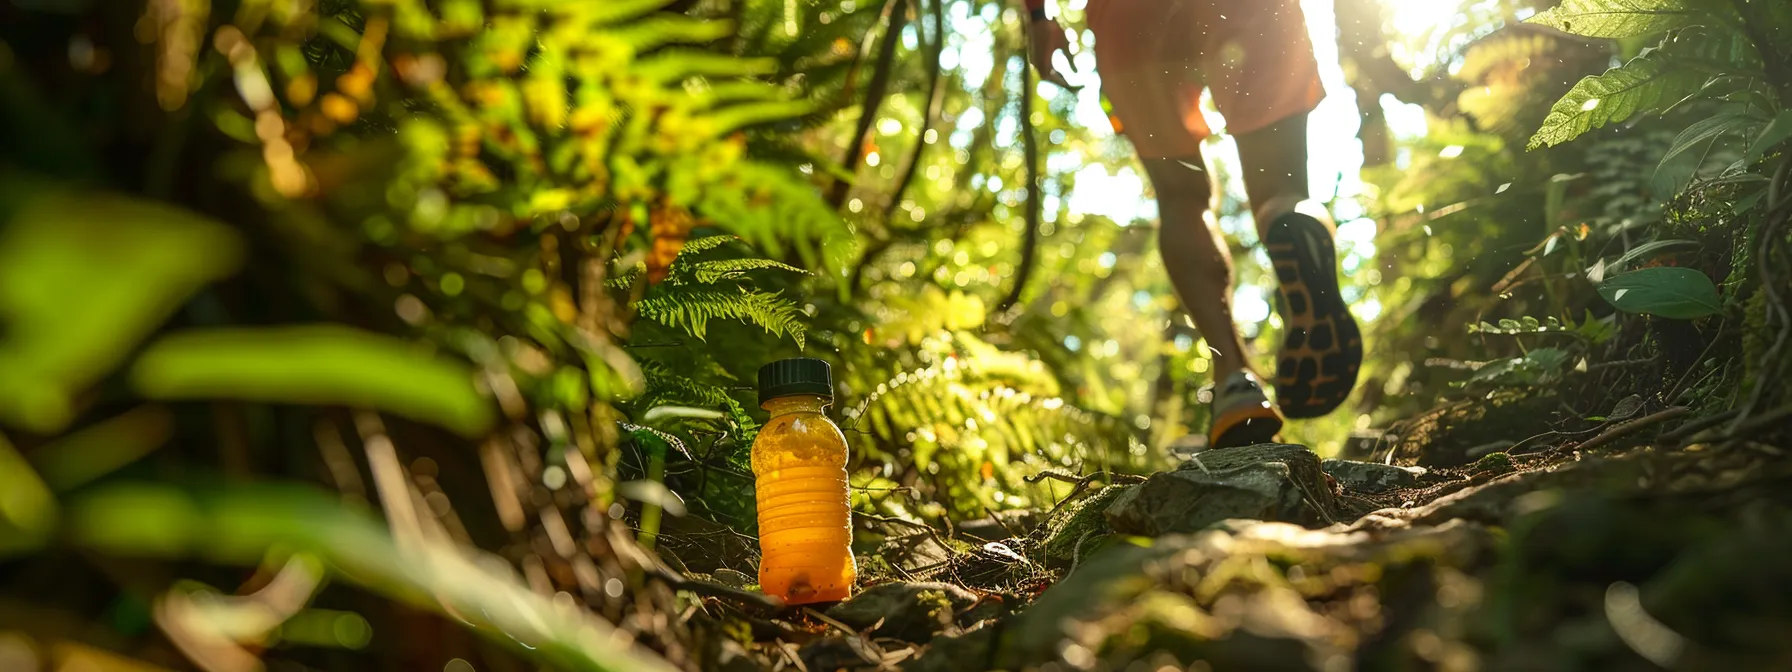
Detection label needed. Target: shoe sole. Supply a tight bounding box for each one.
[1264,213,1362,419]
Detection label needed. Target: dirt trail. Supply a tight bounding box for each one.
[661,399,1792,672]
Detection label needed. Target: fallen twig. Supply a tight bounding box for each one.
[1028,470,1147,522]
[1661,409,1742,444]
[1023,470,1148,486]
[645,564,784,612]
[855,511,950,551]
[1569,406,1689,453]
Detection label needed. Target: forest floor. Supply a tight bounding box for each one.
[659,389,1792,672]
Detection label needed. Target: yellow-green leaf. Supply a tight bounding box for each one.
[0,182,244,433]
[130,325,496,437]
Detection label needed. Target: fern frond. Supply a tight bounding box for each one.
[677,258,807,284]
[638,360,737,407]
[635,287,807,347]
[699,160,853,274]
[674,234,741,256]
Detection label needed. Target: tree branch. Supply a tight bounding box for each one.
[829,0,909,208]
[997,30,1041,312]
[880,0,947,224]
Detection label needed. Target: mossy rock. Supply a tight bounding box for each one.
[1105,444,1349,536]
[1037,484,1132,568]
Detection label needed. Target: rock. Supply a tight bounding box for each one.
[1105,444,1346,536]
[825,582,978,642]
[902,628,995,672]
[1321,458,1427,493]
[1038,484,1131,567]
[798,635,879,671]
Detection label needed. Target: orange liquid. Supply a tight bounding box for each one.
[752,395,855,604]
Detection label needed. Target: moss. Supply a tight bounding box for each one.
[1039,484,1132,567]
[1474,451,1514,475]
[914,588,951,624]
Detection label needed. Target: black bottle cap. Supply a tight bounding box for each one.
[757,357,833,405]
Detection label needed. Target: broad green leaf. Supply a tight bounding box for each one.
[1527,0,1699,38]
[1743,110,1792,164]
[0,433,56,556]
[642,405,726,423]
[66,483,679,672]
[130,326,496,437]
[1732,188,1767,215]
[1597,267,1722,319]
[1529,50,1704,149]
[0,182,245,433]
[1653,109,1763,196]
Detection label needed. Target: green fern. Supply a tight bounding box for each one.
[1526,0,1700,39]
[1528,49,1705,149]
[635,287,807,347]
[678,258,807,284]
[672,234,742,257]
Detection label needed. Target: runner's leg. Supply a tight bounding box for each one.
[1139,154,1254,382]
[1233,114,1320,237]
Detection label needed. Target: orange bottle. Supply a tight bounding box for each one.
[752,357,855,605]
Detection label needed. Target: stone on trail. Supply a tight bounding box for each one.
[1104,444,1349,536]
[1321,457,1427,493]
[825,581,979,642]
[1038,483,1132,567]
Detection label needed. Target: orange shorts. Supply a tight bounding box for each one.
[1087,0,1323,158]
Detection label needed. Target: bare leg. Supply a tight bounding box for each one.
[1233,114,1326,235]
[1140,152,1255,383]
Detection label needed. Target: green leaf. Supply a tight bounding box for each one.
[1574,310,1619,345]
[679,258,807,284]
[1732,188,1767,215]
[29,406,174,491]
[642,405,726,423]
[1743,110,1792,164]
[0,433,56,556]
[129,326,496,437]
[1597,267,1722,319]
[1656,110,1759,171]
[1527,0,1699,38]
[634,287,807,347]
[1529,50,1705,150]
[0,183,245,433]
[65,482,679,672]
